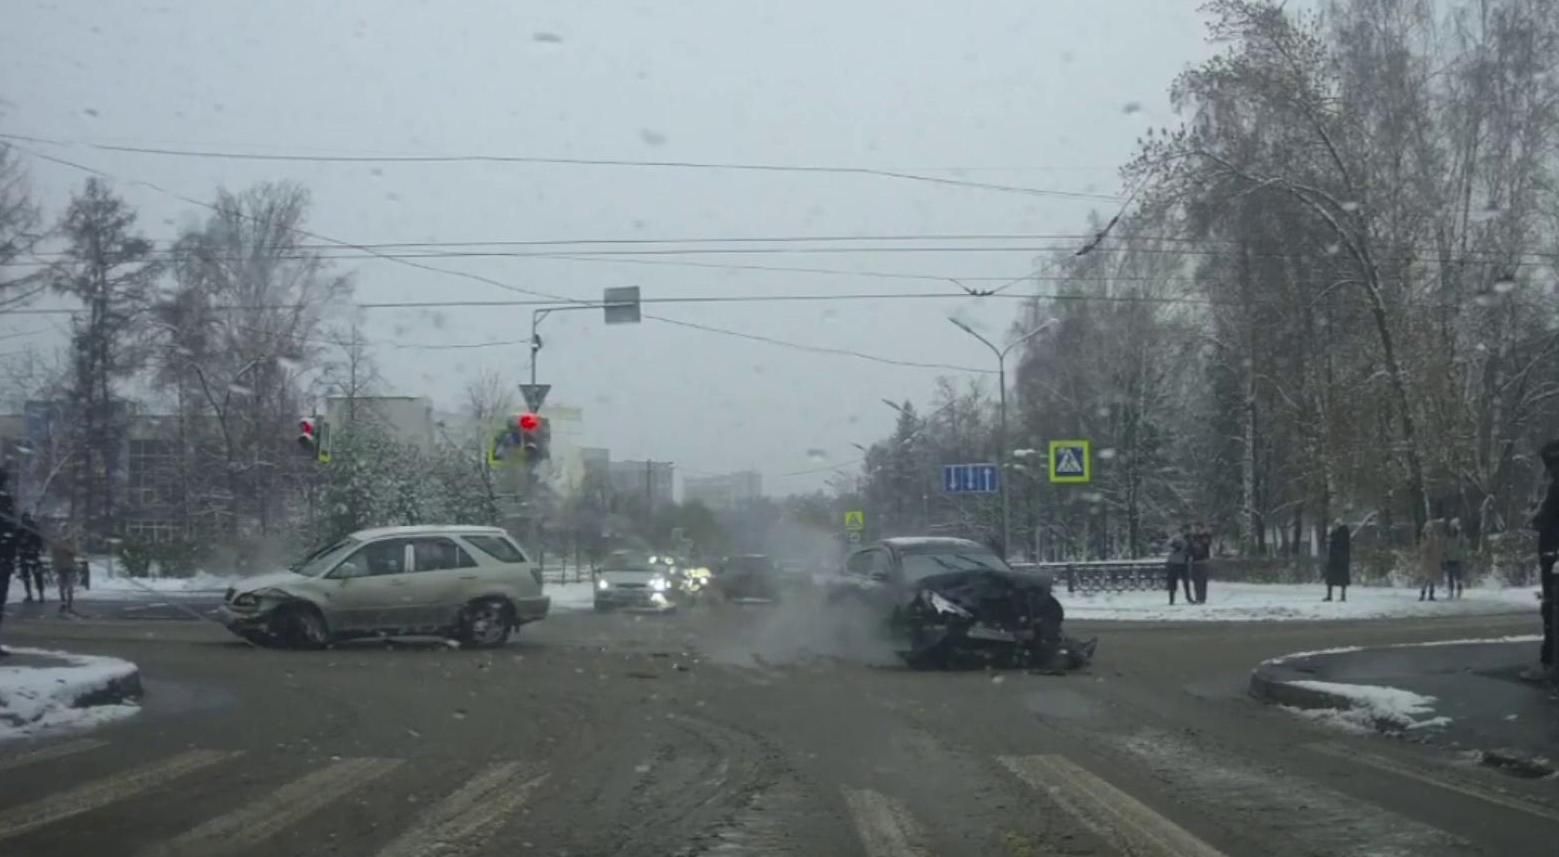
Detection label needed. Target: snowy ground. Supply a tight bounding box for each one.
[0,647,141,741]
[7,567,233,602]
[548,581,596,612]
[1059,581,1540,622]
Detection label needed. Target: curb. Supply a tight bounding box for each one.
[69,666,143,709]
[1247,664,1356,711]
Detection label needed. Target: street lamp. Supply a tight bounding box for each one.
[947,317,1056,558]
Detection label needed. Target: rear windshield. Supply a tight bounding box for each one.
[463,534,526,563]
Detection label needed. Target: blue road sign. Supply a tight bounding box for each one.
[943,463,999,494]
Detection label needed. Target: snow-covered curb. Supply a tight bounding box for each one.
[548,581,596,612]
[0,647,143,741]
[1261,635,1542,666]
[1280,681,1450,733]
[1062,582,1540,623]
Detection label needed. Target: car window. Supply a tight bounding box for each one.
[464,534,526,563]
[845,550,876,576]
[341,538,412,577]
[411,537,477,572]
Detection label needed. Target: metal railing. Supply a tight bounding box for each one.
[1030,559,1169,594]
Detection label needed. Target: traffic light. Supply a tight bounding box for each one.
[297,417,332,463]
[298,418,317,455]
[519,412,550,463]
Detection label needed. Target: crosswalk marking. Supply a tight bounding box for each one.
[1305,742,1559,824]
[0,738,108,773]
[144,756,404,856]
[371,761,547,857]
[841,788,933,857]
[0,748,239,843]
[1000,755,1227,857]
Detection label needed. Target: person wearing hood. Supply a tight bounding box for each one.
[1528,439,1559,678]
[1164,525,1192,605]
[1324,519,1350,602]
[1418,519,1445,602]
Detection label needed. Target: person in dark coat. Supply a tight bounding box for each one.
[1324,519,1350,602]
[0,470,16,656]
[1165,525,1192,605]
[17,512,43,603]
[1528,439,1559,678]
[1189,521,1213,604]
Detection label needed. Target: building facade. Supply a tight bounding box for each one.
[609,459,675,508]
[682,470,763,509]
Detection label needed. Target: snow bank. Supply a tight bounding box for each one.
[1283,680,1448,732]
[1061,582,1539,623]
[0,647,141,741]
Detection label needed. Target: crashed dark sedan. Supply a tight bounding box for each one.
[835,537,1095,670]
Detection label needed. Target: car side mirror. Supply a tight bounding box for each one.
[331,560,366,580]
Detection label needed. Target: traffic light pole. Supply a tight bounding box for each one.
[947,318,1055,560]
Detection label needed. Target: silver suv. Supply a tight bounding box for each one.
[219,525,549,648]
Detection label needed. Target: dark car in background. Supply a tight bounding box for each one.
[835,537,1094,670]
[714,554,780,601]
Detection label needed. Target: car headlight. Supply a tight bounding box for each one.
[649,576,669,592]
[925,590,971,618]
[231,592,259,608]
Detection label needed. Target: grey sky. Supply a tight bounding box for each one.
[1,1,1211,493]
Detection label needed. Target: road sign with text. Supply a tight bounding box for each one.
[943,463,999,494]
[1048,440,1091,484]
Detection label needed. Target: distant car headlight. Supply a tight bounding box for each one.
[649,576,669,592]
[597,578,610,591]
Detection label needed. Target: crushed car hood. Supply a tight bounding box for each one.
[913,570,1057,617]
[232,570,310,595]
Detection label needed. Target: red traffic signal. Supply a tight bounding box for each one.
[518,412,540,432]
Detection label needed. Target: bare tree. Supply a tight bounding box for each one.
[0,143,43,310]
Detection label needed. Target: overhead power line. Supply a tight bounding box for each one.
[0,132,1124,202]
[7,143,1011,374]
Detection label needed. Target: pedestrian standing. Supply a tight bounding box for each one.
[1325,519,1351,602]
[1165,525,1192,605]
[50,530,78,616]
[1443,519,1467,600]
[1189,521,1213,604]
[1418,519,1445,602]
[0,470,16,656]
[1528,439,1559,679]
[17,512,43,604]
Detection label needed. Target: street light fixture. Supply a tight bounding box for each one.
[947,317,1057,559]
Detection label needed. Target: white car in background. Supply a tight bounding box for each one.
[593,550,677,612]
[219,525,549,648]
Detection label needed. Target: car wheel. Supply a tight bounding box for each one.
[459,599,513,648]
[275,604,329,650]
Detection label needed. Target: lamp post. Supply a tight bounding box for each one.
[947,318,1056,558]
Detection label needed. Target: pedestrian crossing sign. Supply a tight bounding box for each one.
[1049,440,1091,484]
[844,510,865,531]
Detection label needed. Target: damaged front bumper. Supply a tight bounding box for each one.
[897,573,1096,671]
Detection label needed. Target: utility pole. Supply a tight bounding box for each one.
[947,318,1056,559]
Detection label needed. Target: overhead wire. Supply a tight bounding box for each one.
[0,132,1125,202]
[4,144,1009,373]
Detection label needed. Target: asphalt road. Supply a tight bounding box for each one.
[2,595,1557,857]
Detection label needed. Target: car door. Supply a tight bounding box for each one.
[326,538,414,632]
[403,536,481,629]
